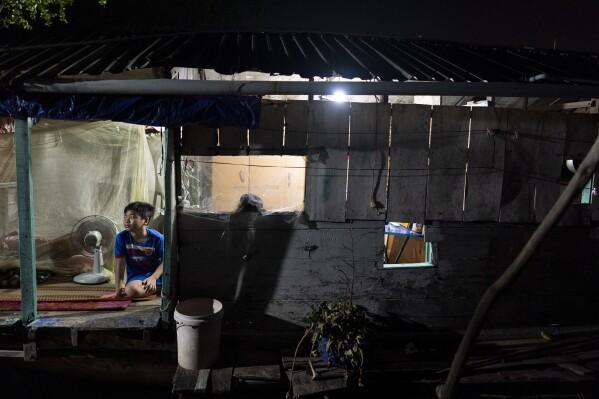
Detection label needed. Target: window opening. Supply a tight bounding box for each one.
[384,222,433,268]
[181,155,306,213]
[581,175,595,205]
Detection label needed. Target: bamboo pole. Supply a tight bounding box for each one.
[439,129,599,399]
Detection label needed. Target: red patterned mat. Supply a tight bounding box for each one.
[0,298,131,311]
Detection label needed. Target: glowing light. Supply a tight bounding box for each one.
[330,90,347,102]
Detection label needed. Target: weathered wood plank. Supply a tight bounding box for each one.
[284,356,348,398]
[0,313,20,327]
[177,224,385,302]
[287,371,348,398]
[219,126,248,155]
[0,350,24,358]
[592,173,599,222]
[177,212,383,231]
[304,101,349,222]
[564,113,597,160]
[499,109,543,223]
[534,112,567,222]
[176,206,599,331]
[427,106,470,221]
[250,101,285,154]
[234,350,282,382]
[473,349,599,371]
[172,366,210,393]
[558,362,593,376]
[284,101,309,154]
[346,102,390,220]
[464,107,508,222]
[177,218,383,260]
[29,306,161,330]
[460,368,594,384]
[211,367,233,394]
[0,184,9,239]
[179,257,381,302]
[181,125,218,155]
[233,365,281,383]
[387,104,431,222]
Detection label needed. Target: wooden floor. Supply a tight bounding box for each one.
[2,313,599,398]
[165,326,599,399]
[0,293,161,330]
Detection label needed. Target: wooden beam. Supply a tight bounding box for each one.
[14,118,37,325]
[439,126,599,399]
[559,100,596,110]
[24,79,599,98]
[0,350,24,358]
[173,127,182,202]
[161,127,174,323]
[0,185,9,240]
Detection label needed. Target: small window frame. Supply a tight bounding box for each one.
[382,224,436,269]
[581,175,595,205]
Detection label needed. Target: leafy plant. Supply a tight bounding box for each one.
[287,300,368,399]
[305,301,368,372]
[0,0,107,30]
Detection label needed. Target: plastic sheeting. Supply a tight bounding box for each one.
[0,120,163,276]
[181,155,306,214]
[0,93,261,127]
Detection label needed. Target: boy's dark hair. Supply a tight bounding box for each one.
[124,202,155,221]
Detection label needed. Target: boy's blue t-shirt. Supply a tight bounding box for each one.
[114,227,164,285]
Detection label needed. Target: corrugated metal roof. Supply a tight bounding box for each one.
[2,32,599,88]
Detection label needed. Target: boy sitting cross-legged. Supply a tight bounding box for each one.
[113,201,164,298]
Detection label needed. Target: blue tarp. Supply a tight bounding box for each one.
[384,223,423,237]
[0,93,261,127]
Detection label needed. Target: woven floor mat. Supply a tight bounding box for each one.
[0,276,114,301]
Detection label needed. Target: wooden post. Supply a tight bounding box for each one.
[174,127,182,201]
[14,118,37,324]
[161,127,174,323]
[439,130,599,399]
[0,182,13,239]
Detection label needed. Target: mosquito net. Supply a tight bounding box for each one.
[0,119,163,277]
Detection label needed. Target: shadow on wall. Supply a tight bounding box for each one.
[178,193,299,324]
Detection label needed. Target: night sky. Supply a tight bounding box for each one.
[54,0,599,53]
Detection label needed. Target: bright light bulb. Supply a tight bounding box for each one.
[330,90,347,102]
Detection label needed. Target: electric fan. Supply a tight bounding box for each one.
[71,215,119,285]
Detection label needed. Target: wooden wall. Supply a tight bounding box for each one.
[178,214,599,330]
[182,101,598,225]
[177,101,599,332]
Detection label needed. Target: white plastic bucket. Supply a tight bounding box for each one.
[174,297,224,370]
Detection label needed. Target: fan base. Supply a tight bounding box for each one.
[73,272,109,285]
